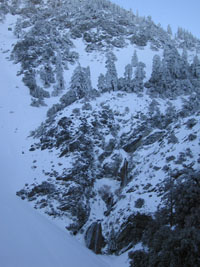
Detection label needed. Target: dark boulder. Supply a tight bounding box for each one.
[119,158,129,187]
[143,131,164,146]
[115,213,153,253]
[123,135,143,153]
[69,140,80,152]
[27,182,55,198]
[102,153,122,178]
[57,117,72,128]
[85,222,105,254]
[186,118,197,129]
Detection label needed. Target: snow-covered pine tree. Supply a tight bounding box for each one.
[167,24,172,35]
[123,63,133,92]
[149,54,162,83]
[10,0,21,14]
[176,27,184,39]
[180,46,190,78]
[191,55,200,78]
[0,0,9,21]
[23,69,48,98]
[124,64,133,82]
[97,73,106,93]
[85,66,93,94]
[105,51,118,92]
[131,50,138,67]
[160,60,172,93]
[52,52,65,96]
[70,64,92,99]
[163,44,182,79]
[13,18,23,38]
[40,63,55,88]
[133,62,146,91]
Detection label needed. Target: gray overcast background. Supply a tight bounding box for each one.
[112,0,200,38]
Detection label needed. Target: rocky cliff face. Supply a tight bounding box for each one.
[17,90,200,254]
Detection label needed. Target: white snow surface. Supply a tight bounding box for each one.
[0,15,110,267]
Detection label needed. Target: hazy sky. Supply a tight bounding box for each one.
[112,0,200,38]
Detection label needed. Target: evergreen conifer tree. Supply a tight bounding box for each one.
[163,44,182,79]
[180,46,190,78]
[70,64,92,99]
[149,55,162,83]
[131,50,138,67]
[105,51,118,92]
[122,64,133,92]
[97,73,106,93]
[40,63,55,88]
[167,25,172,35]
[133,62,146,91]
[191,55,200,78]
[52,52,65,96]
[124,64,133,82]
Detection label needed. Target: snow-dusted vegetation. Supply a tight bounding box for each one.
[1,1,200,266]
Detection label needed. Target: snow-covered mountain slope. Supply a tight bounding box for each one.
[0,15,110,267]
[17,83,200,253]
[1,1,200,266]
[0,194,109,267]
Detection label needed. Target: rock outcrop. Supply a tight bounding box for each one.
[85,222,105,254]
